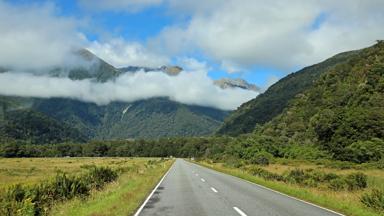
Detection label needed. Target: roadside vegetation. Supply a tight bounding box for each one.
[0,157,173,216]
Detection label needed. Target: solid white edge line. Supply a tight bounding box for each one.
[187,160,345,216]
[133,161,174,216]
[233,207,247,216]
[201,178,206,182]
[210,187,218,193]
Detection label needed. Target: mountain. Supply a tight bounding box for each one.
[119,65,182,76]
[0,49,235,141]
[57,49,121,82]
[30,97,228,140]
[214,78,260,91]
[0,99,86,144]
[217,48,361,136]
[259,41,384,160]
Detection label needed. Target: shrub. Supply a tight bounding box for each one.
[329,178,347,191]
[345,172,368,191]
[224,157,243,168]
[285,169,306,184]
[86,167,118,189]
[248,167,284,181]
[249,151,273,166]
[346,139,384,163]
[361,189,384,211]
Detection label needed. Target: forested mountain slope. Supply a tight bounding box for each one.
[260,41,384,161]
[217,49,360,136]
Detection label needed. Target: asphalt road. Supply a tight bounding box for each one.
[136,159,343,216]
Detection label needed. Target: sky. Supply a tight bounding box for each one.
[0,0,383,110]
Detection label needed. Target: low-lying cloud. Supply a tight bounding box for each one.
[0,70,258,110]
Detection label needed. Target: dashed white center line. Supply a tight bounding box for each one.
[210,187,218,193]
[200,178,206,182]
[233,207,247,216]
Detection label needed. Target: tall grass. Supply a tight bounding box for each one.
[0,166,118,216]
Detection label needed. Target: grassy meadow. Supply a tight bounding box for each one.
[0,157,174,216]
[196,159,384,216]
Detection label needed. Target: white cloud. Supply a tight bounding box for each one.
[177,57,209,71]
[88,38,169,68]
[79,0,163,12]
[152,0,384,71]
[0,1,84,70]
[0,70,258,110]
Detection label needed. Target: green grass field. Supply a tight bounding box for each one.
[0,157,174,216]
[196,159,384,216]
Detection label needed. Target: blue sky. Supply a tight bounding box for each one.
[2,0,383,91]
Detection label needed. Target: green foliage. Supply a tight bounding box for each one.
[0,109,86,144]
[248,167,285,181]
[0,166,118,216]
[361,189,384,211]
[328,178,347,191]
[346,139,384,163]
[345,172,368,191]
[285,169,306,184]
[217,49,360,136]
[259,42,384,162]
[281,144,329,160]
[249,151,273,165]
[32,97,228,140]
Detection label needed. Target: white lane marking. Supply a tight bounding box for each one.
[134,162,174,216]
[233,207,247,216]
[186,160,345,216]
[201,178,206,182]
[195,173,199,176]
[210,187,218,193]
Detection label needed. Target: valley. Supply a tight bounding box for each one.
[0,2,383,214]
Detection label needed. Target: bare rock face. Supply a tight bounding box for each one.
[214,78,260,92]
[160,66,183,76]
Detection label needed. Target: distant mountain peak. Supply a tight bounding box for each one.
[119,65,183,76]
[214,78,260,92]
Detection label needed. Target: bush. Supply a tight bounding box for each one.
[285,169,306,184]
[361,189,384,211]
[345,172,368,190]
[249,151,273,166]
[248,167,284,181]
[329,178,347,191]
[87,167,118,189]
[224,157,244,168]
[346,139,384,163]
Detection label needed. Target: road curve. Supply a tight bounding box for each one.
[136,159,342,216]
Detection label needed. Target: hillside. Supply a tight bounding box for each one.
[0,109,86,144]
[217,49,360,136]
[260,41,384,161]
[31,97,227,140]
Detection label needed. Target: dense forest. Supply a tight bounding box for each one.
[217,48,360,136]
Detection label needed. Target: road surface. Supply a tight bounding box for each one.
[136,159,342,216]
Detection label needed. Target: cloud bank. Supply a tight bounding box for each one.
[88,38,169,68]
[0,1,84,70]
[151,0,384,71]
[0,70,258,110]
